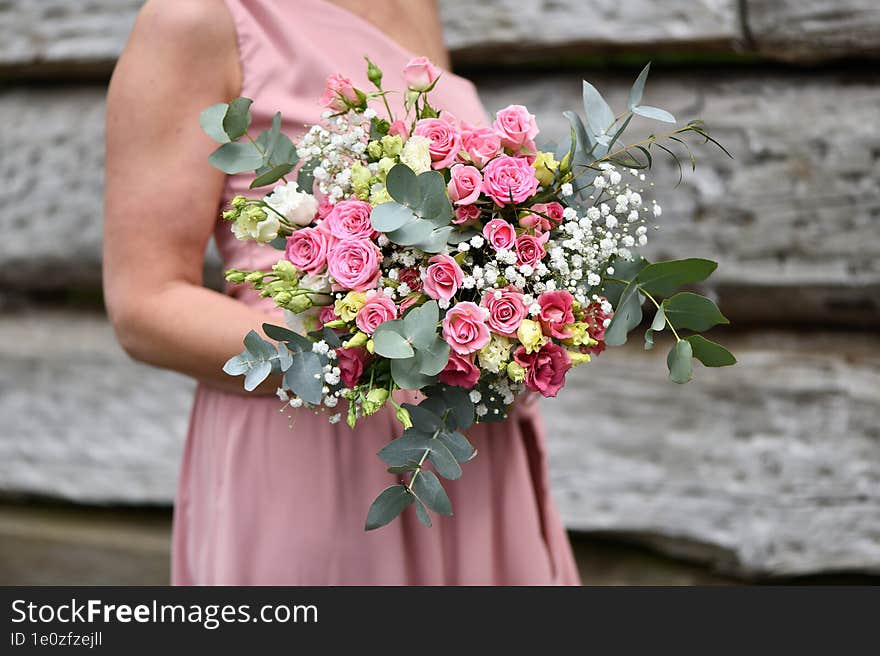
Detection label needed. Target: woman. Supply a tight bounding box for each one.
[104,0,580,585]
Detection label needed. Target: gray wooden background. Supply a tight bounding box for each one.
[1,0,878,579]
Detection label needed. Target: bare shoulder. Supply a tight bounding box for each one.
[116,0,240,99]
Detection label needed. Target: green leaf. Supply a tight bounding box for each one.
[563,110,595,166]
[667,339,694,384]
[370,202,414,233]
[244,360,272,391]
[604,286,643,346]
[633,105,676,124]
[417,170,452,222]
[662,292,729,332]
[651,306,667,332]
[365,485,414,531]
[686,335,737,367]
[644,328,655,350]
[208,142,263,174]
[262,323,312,352]
[437,430,476,463]
[283,351,324,404]
[372,321,414,359]
[412,470,452,515]
[427,440,462,480]
[414,338,450,376]
[243,329,276,360]
[582,80,616,140]
[423,385,475,430]
[259,112,282,163]
[414,499,432,527]
[601,256,648,305]
[268,237,287,250]
[297,159,317,193]
[378,434,434,467]
[222,97,253,140]
[403,301,439,349]
[385,164,420,207]
[387,219,434,247]
[250,163,294,189]
[390,356,436,390]
[628,62,651,110]
[387,463,421,474]
[416,227,454,253]
[635,258,718,297]
[200,103,231,143]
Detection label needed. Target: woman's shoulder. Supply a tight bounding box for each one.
[123,0,241,97]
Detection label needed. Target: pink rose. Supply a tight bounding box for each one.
[482,218,517,250]
[320,73,358,111]
[537,290,575,339]
[414,118,462,170]
[403,56,441,92]
[325,199,376,240]
[481,286,528,337]
[513,342,571,398]
[316,198,334,220]
[493,104,539,151]
[317,305,338,329]
[481,155,540,206]
[399,295,422,314]
[422,254,464,302]
[460,122,501,168]
[452,204,481,226]
[327,239,381,292]
[388,119,410,138]
[583,297,613,355]
[447,164,482,205]
[520,202,564,232]
[514,232,548,266]
[512,139,538,164]
[442,301,491,355]
[336,346,368,389]
[438,352,480,389]
[285,227,329,274]
[398,266,423,293]
[355,294,398,335]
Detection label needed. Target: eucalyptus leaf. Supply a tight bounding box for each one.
[243,329,276,360]
[633,105,676,124]
[402,404,444,433]
[601,256,648,305]
[635,258,717,297]
[370,202,414,233]
[604,286,643,346]
[662,292,729,332]
[424,385,475,430]
[667,339,694,384]
[377,434,433,467]
[582,80,616,140]
[390,356,436,390]
[387,219,434,246]
[628,62,651,110]
[403,301,439,350]
[208,142,263,174]
[282,351,324,404]
[199,103,231,144]
[415,339,450,376]
[268,237,287,250]
[417,227,454,253]
[276,342,293,371]
[427,440,462,480]
[417,170,452,222]
[244,360,273,392]
[412,470,452,515]
[372,321,414,359]
[222,97,253,141]
[250,163,294,189]
[262,323,312,352]
[297,159,317,192]
[437,430,476,463]
[414,499,432,527]
[365,485,414,531]
[651,307,666,332]
[644,328,655,350]
[686,335,737,367]
[385,163,420,207]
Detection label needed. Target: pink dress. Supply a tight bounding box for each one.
[171,0,581,585]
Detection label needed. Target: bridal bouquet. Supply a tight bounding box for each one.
[200,57,734,530]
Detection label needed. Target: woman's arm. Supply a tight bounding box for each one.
[103,0,275,393]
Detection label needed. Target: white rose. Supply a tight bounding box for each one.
[264,181,319,226]
[399,135,432,174]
